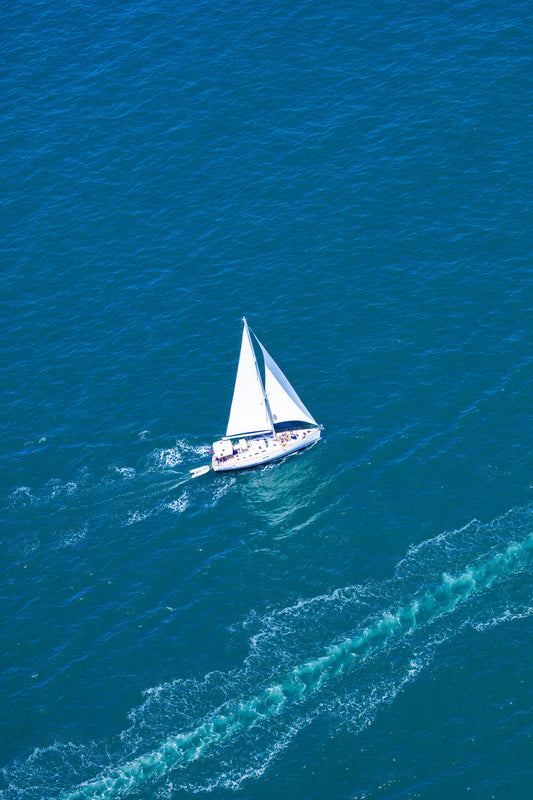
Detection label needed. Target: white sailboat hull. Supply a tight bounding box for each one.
[212,427,321,472]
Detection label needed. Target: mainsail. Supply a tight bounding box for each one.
[257,339,318,428]
[225,319,274,438]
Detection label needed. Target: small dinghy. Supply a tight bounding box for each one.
[190,465,211,479]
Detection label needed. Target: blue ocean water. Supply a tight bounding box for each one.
[2,1,533,798]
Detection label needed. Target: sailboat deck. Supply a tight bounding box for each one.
[211,427,320,472]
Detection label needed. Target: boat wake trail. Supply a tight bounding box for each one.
[4,508,533,799]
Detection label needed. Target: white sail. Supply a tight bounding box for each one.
[225,319,274,439]
[257,339,318,428]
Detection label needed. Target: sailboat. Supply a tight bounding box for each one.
[192,317,321,476]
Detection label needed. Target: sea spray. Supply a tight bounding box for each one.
[63,530,533,799]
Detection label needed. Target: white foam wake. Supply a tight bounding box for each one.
[62,520,533,799]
